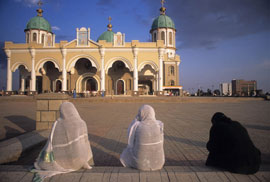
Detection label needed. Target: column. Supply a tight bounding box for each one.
[99,47,105,92]
[158,48,165,91]
[30,48,36,92]
[132,47,138,92]
[21,78,25,92]
[5,49,12,91]
[61,48,67,92]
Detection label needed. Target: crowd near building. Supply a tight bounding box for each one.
[3,1,182,97]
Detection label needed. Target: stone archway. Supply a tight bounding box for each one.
[107,60,132,95]
[138,64,157,95]
[76,73,100,93]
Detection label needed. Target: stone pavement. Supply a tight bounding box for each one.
[0,97,270,181]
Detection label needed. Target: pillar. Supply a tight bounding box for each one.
[99,47,105,95]
[4,49,12,92]
[158,48,164,92]
[30,48,36,92]
[61,48,67,92]
[158,48,164,95]
[132,47,139,96]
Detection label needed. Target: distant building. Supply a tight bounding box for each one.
[220,83,232,96]
[232,79,257,96]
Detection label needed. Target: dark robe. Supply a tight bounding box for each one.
[206,112,261,174]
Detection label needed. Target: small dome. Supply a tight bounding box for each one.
[151,14,175,31]
[25,16,52,32]
[97,31,114,42]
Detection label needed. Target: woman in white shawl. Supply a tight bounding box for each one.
[120,104,165,171]
[32,102,93,182]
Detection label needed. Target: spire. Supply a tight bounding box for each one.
[36,0,43,17]
[160,0,166,15]
[107,16,112,31]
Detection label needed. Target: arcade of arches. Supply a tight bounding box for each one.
[13,58,164,96]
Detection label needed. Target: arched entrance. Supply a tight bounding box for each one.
[138,64,157,95]
[117,80,124,95]
[86,78,97,91]
[55,80,62,92]
[107,60,132,95]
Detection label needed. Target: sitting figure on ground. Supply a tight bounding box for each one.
[120,104,165,171]
[32,102,93,181]
[206,112,261,174]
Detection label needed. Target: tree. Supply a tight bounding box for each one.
[207,89,212,96]
[213,89,221,96]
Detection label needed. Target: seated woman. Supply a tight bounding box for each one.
[206,112,261,174]
[120,104,165,171]
[32,102,93,181]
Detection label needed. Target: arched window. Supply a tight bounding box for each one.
[169,32,172,45]
[41,34,45,44]
[153,32,156,42]
[33,33,37,42]
[26,32,30,43]
[170,80,175,86]
[161,31,165,42]
[169,66,175,76]
[129,79,132,90]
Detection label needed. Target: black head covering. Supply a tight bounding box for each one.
[211,112,232,124]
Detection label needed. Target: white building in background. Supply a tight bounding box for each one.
[220,83,232,96]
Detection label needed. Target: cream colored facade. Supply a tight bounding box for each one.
[4,9,182,96]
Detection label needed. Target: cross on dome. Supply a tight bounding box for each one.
[36,0,44,16]
[160,0,166,15]
[107,16,113,31]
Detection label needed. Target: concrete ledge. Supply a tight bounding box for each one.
[0,130,50,164]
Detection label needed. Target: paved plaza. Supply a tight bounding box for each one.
[0,97,270,181]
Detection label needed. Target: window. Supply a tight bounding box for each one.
[26,33,30,43]
[170,80,175,86]
[153,32,156,42]
[33,33,37,42]
[41,34,45,44]
[169,66,175,76]
[169,32,172,45]
[161,31,165,42]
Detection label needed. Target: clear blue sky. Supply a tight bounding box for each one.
[0,0,269,93]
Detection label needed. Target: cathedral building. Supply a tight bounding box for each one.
[3,2,182,96]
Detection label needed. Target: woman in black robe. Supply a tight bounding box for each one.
[206,112,261,174]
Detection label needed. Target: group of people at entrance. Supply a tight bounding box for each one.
[31,102,261,181]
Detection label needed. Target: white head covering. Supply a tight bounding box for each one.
[32,102,93,181]
[120,104,165,171]
[137,105,156,121]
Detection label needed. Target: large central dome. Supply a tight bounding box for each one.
[25,16,52,33]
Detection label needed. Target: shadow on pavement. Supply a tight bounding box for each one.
[165,135,206,148]
[244,124,270,131]
[5,115,35,132]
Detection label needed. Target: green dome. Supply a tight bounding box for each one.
[25,16,52,32]
[97,31,114,42]
[151,14,175,31]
